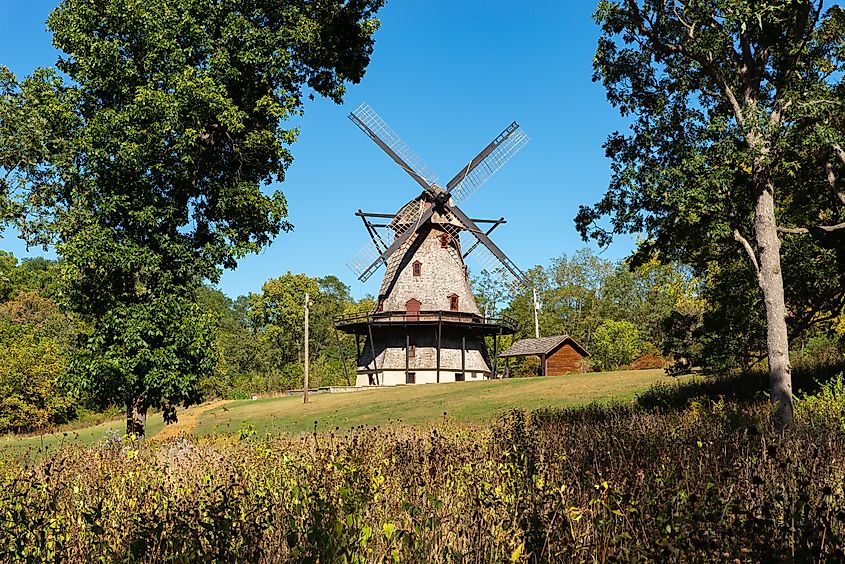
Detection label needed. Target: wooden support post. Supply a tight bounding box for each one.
[405,333,410,383]
[335,327,351,386]
[461,336,466,379]
[355,333,360,358]
[367,316,379,386]
[303,293,310,404]
[493,330,499,379]
[436,313,442,383]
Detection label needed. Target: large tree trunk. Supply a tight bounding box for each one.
[126,395,148,439]
[753,174,794,427]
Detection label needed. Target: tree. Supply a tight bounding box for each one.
[591,319,642,371]
[0,323,76,433]
[4,0,383,437]
[247,273,358,389]
[578,1,845,426]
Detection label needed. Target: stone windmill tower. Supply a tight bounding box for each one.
[335,104,529,386]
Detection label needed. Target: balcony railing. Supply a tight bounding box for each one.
[334,310,520,332]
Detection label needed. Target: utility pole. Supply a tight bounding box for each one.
[533,287,540,339]
[303,292,310,404]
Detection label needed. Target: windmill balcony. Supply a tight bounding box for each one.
[334,310,519,335]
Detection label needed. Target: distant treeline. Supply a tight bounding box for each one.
[1,247,843,434]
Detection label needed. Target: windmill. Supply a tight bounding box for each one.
[335,103,531,386]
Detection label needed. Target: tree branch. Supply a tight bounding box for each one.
[825,161,845,206]
[777,222,845,235]
[625,0,747,130]
[733,228,760,278]
[834,143,845,166]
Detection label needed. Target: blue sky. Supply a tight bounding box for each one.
[0,0,634,299]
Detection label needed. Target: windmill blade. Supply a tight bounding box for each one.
[349,103,440,196]
[445,121,529,203]
[443,202,529,288]
[349,203,436,282]
[347,243,384,279]
[462,217,506,259]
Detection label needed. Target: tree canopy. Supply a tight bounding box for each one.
[578,0,845,425]
[1,0,384,437]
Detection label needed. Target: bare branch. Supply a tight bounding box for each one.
[825,161,845,206]
[733,228,760,278]
[778,221,845,235]
[833,143,845,167]
[625,0,748,131]
[672,2,694,37]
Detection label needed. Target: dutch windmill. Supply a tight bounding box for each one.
[335,103,531,386]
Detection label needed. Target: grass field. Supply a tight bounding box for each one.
[1,369,670,452]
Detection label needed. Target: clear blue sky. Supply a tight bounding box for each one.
[0,0,634,299]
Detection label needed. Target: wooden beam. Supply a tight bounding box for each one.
[493,330,499,379]
[461,336,466,379]
[367,317,379,386]
[335,327,351,386]
[436,313,442,383]
[405,333,410,384]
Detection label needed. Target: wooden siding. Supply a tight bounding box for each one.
[544,343,584,375]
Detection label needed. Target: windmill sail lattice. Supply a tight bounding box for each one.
[350,103,440,188]
[448,122,530,204]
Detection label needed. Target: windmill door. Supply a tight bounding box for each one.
[405,298,421,321]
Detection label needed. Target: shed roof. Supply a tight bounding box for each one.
[499,335,590,358]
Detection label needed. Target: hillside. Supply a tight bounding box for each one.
[2,369,669,451]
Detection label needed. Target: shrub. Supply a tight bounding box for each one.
[0,324,76,433]
[627,353,665,370]
[2,398,844,561]
[796,372,845,431]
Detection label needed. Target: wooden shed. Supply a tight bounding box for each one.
[499,335,590,376]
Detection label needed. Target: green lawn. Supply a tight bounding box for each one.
[194,369,669,436]
[1,369,670,453]
[0,415,165,456]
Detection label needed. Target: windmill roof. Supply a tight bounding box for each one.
[499,335,590,358]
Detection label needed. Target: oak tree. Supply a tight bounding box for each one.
[578,0,845,425]
[5,0,383,437]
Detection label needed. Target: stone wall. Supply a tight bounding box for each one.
[378,224,480,315]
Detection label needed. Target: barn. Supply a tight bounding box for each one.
[499,335,590,376]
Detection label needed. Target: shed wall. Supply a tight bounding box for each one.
[545,343,584,376]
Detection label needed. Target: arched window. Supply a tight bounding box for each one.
[412,260,422,277]
[449,294,459,311]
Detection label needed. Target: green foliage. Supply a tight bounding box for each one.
[579,1,845,399]
[591,319,642,371]
[0,254,81,433]
[0,0,384,435]
[191,274,364,399]
[796,372,845,431]
[0,323,76,433]
[69,295,218,419]
[489,249,696,360]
